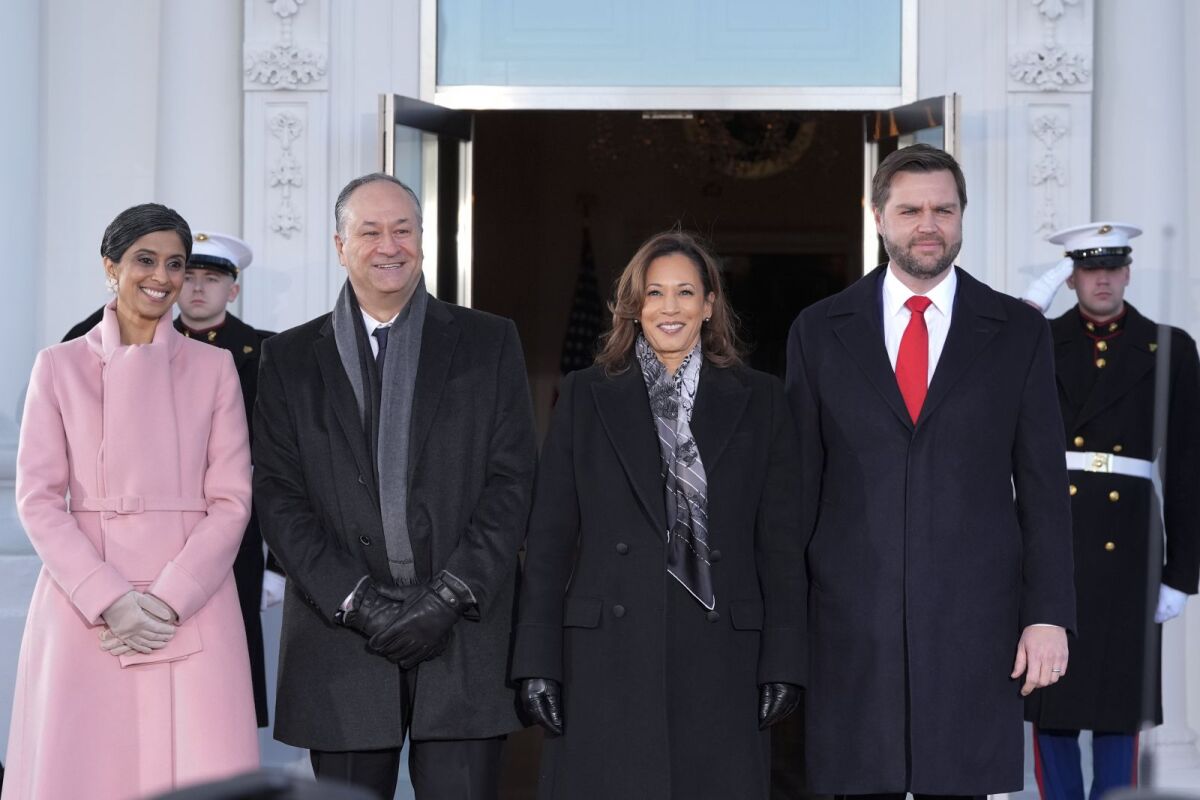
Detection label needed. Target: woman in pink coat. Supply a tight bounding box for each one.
[3,204,260,799]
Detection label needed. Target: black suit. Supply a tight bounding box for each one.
[512,362,806,799]
[253,296,536,791]
[1025,304,1200,732]
[785,266,1076,795]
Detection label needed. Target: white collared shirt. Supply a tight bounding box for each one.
[882,265,958,385]
[360,309,399,358]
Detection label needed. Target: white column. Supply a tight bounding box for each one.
[0,1,46,761]
[1094,0,1200,774]
[155,1,244,234]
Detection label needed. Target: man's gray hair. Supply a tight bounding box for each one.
[334,173,423,235]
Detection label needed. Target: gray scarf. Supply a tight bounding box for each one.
[332,279,428,584]
[635,334,714,610]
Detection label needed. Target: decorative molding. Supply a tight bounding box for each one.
[245,0,326,90]
[1029,112,1068,235]
[268,111,304,237]
[1008,0,1091,91]
[1009,45,1090,89]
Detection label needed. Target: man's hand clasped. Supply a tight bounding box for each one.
[1011,624,1069,696]
[98,590,178,656]
[339,571,474,669]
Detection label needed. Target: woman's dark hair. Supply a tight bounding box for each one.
[595,230,743,374]
[100,203,192,263]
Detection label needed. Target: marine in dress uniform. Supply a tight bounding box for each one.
[1021,222,1200,800]
[175,231,280,728]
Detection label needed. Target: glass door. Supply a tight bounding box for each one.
[861,94,961,272]
[379,94,474,305]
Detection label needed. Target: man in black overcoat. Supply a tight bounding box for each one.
[173,230,280,728]
[253,173,536,799]
[1020,222,1200,800]
[785,144,1076,799]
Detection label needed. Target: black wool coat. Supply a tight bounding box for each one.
[253,296,536,749]
[175,312,276,728]
[785,266,1076,795]
[512,362,806,800]
[1025,304,1200,732]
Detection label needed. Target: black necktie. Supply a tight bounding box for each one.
[373,325,390,376]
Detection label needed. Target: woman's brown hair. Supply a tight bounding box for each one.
[595,230,743,374]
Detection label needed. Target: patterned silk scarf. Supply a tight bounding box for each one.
[635,334,715,610]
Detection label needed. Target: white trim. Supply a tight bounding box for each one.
[863,140,880,275]
[421,134,440,298]
[419,0,437,102]
[901,0,919,104]
[432,85,911,112]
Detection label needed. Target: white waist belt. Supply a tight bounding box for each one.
[1065,451,1154,479]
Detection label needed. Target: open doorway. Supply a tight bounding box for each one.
[467,110,864,431]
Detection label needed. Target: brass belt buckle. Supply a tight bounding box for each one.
[1085,452,1112,473]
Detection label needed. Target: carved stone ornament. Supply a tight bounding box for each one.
[268,112,305,238]
[245,45,326,89]
[1009,46,1091,90]
[1032,0,1080,21]
[1029,113,1069,235]
[245,0,326,90]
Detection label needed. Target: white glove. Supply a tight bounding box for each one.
[1021,257,1076,313]
[100,591,176,653]
[98,627,133,657]
[1155,584,1188,623]
[261,570,286,611]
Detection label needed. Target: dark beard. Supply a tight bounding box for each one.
[883,234,962,280]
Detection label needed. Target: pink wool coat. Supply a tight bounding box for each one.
[3,303,260,800]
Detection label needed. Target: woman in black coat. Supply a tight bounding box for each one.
[512,231,807,799]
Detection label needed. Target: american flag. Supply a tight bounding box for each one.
[559,225,604,374]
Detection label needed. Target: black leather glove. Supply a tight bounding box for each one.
[758,682,802,729]
[520,678,564,736]
[336,578,414,640]
[369,571,472,668]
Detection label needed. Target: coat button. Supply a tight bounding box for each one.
[615,542,629,555]
[1113,444,1123,453]
[1068,484,1077,496]
[710,549,723,563]
[359,535,371,545]
[706,610,720,623]
[1109,490,1120,502]
[1105,541,1116,552]
[1073,436,1085,448]
[612,604,626,618]
[1095,358,1107,369]
[1097,340,1108,352]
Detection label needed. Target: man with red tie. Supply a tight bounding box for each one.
[785,144,1076,800]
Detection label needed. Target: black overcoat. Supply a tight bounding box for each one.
[176,312,275,727]
[1024,304,1200,732]
[785,266,1076,795]
[512,362,806,800]
[253,296,536,749]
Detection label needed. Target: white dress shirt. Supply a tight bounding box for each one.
[361,309,399,357]
[882,265,958,384]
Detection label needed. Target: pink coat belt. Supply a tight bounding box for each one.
[68,496,209,514]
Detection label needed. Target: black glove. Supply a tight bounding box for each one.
[520,678,564,736]
[758,682,802,730]
[369,571,472,669]
[337,578,414,640]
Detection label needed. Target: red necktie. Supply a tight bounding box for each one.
[896,295,933,423]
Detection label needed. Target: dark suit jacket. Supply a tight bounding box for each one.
[253,296,536,749]
[786,266,1075,795]
[1025,304,1200,732]
[512,362,805,800]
